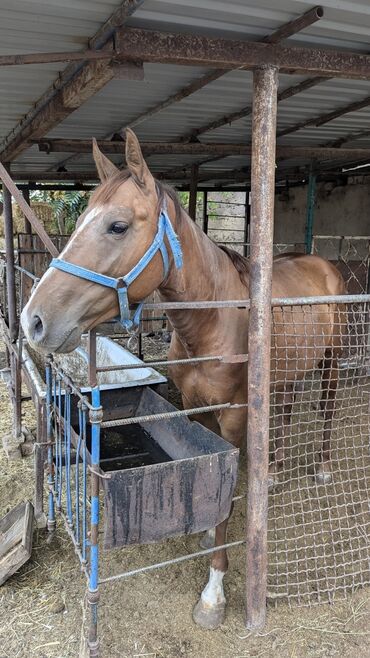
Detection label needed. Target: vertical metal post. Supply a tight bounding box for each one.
[88,386,102,657]
[2,181,17,341]
[246,66,278,630]
[45,360,56,532]
[188,164,199,221]
[23,187,32,234]
[202,190,208,234]
[244,187,251,257]
[305,164,316,254]
[88,329,97,388]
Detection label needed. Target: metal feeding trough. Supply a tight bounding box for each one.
[22,335,167,398]
[80,387,239,549]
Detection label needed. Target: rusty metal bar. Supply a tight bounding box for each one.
[186,77,326,142]
[0,49,115,67]
[188,164,199,220]
[246,66,278,630]
[2,180,18,342]
[0,162,58,256]
[34,139,370,160]
[114,28,370,79]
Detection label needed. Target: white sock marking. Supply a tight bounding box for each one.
[201,567,226,607]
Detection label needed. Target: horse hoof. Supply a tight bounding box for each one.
[192,597,225,630]
[199,528,215,550]
[315,470,332,485]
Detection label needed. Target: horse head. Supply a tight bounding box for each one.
[21,129,182,354]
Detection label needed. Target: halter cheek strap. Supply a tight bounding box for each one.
[49,208,183,331]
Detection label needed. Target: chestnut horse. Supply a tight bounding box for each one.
[22,129,345,629]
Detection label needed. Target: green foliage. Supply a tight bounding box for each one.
[31,189,89,234]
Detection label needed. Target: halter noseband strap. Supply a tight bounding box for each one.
[49,207,183,331]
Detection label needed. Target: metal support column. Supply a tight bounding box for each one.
[202,190,208,234]
[188,164,199,221]
[305,164,316,254]
[246,65,278,630]
[3,181,17,341]
[244,187,251,257]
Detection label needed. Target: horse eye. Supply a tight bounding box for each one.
[108,222,128,235]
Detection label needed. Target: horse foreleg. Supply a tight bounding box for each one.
[268,386,294,490]
[316,349,339,485]
[193,407,245,629]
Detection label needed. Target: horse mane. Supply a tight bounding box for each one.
[218,245,250,286]
[91,172,249,285]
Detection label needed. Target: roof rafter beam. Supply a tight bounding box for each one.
[0,0,144,163]
[120,6,324,133]
[33,139,370,160]
[48,6,324,172]
[113,28,370,79]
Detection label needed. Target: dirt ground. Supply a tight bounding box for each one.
[1,337,370,658]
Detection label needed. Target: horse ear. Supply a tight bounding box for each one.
[125,128,154,190]
[92,138,119,182]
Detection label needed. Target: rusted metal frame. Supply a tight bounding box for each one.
[0,163,58,256]
[114,28,370,79]
[50,5,323,174]
[2,181,23,441]
[277,94,370,138]
[305,164,317,253]
[2,181,18,342]
[185,77,326,143]
[326,128,370,148]
[97,352,248,373]
[99,539,245,585]
[246,65,278,630]
[34,139,370,160]
[0,1,144,164]
[0,49,115,67]
[46,4,323,174]
[188,164,199,220]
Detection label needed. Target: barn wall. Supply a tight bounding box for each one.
[274,177,370,245]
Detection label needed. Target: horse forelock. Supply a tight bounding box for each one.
[89,169,183,225]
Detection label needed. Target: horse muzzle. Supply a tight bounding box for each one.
[21,305,82,354]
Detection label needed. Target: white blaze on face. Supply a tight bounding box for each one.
[201,567,226,607]
[58,206,102,260]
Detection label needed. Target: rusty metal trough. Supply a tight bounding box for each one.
[74,386,239,549]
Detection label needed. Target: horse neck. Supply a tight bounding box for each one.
[158,206,247,352]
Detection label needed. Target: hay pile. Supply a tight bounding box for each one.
[0,202,56,236]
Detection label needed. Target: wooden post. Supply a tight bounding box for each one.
[188,164,199,220]
[246,66,278,630]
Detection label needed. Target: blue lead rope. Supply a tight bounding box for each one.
[49,209,183,331]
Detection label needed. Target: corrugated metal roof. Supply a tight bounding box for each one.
[2,0,370,184]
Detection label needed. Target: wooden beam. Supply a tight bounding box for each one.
[33,139,370,160]
[114,28,370,79]
[0,1,144,163]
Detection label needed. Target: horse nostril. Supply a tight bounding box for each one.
[32,314,44,341]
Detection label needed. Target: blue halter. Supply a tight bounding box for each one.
[49,208,183,331]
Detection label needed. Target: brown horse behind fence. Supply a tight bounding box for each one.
[21,129,346,630]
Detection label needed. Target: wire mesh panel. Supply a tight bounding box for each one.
[268,299,370,606]
[312,236,370,294]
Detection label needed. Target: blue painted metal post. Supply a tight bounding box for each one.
[305,166,317,254]
[45,361,56,532]
[88,386,102,657]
